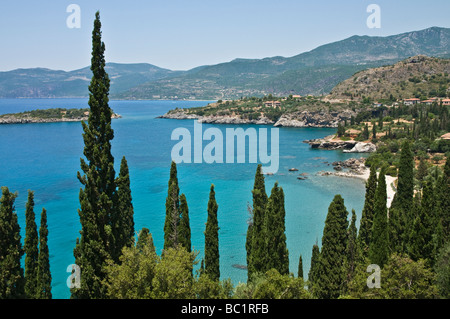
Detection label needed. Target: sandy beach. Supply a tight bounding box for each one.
[330,167,397,208]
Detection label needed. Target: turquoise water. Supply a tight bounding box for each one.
[0,99,366,299]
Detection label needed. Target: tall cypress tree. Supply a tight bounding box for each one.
[408,181,435,263]
[315,195,349,299]
[164,161,180,250]
[436,157,450,243]
[358,165,377,256]
[24,191,39,298]
[204,184,220,281]
[178,193,191,253]
[113,156,135,260]
[298,255,304,279]
[345,209,359,287]
[0,187,25,298]
[308,243,320,290]
[369,169,389,268]
[73,11,117,299]
[264,183,289,275]
[390,140,414,254]
[247,164,268,280]
[36,208,52,299]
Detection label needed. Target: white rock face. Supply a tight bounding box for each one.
[343,142,377,153]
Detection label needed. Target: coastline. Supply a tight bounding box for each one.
[0,113,121,125]
[324,166,397,208]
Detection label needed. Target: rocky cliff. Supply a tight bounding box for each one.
[274,109,356,128]
[159,109,356,128]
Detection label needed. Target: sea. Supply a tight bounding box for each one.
[0,98,367,299]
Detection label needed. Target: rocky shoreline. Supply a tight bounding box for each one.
[303,135,377,153]
[0,113,121,124]
[158,109,356,128]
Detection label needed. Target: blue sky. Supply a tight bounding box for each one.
[0,0,449,71]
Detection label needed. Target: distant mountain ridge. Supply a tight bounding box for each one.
[0,63,183,98]
[1,27,450,99]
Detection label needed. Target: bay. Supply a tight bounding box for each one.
[0,98,366,299]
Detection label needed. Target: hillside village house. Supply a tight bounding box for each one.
[442,99,450,106]
[264,101,281,108]
[422,99,435,105]
[403,98,421,105]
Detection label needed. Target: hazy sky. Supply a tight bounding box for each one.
[1,0,449,71]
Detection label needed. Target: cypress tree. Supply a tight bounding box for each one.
[245,205,254,281]
[416,158,428,187]
[164,161,180,250]
[315,195,349,299]
[408,181,435,263]
[389,140,414,254]
[178,193,191,253]
[358,165,377,256]
[264,183,289,275]
[136,228,155,255]
[308,243,320,289]
[0,187,25,298]
[204,184,220,281]
[36,208,52,299]
[113,156,135,261]
[363,124,370,140]
[298,255,304,279]
[436,157,450,243]
[345,209,359,286]
[369,169,389,268]
[73,11,117,299]
[247,164,268,281]
[24,191,39,298]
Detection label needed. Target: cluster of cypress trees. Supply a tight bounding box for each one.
[0,188,51,299]
[163,161,191,252]
[308,140,450,298]
[246,164,289,281]
[163,162,221,282]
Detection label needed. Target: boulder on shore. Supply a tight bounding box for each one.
[343,142,377,153]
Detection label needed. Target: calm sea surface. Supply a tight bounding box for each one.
[0,99,367,299]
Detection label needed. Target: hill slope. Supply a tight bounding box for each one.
[329,55,450,101]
